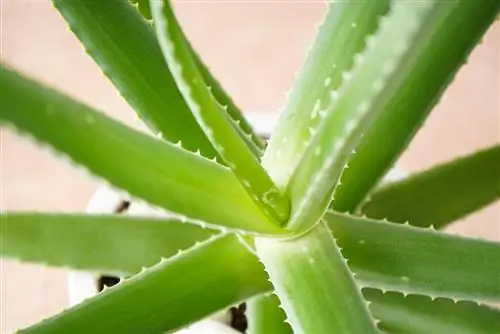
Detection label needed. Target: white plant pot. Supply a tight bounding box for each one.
[68,113,404,333]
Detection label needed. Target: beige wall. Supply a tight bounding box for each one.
[1,1,499,332]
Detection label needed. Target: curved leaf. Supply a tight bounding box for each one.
[193,51,265,151]
[151,0,289,223]
[326,211,500,302]
[263,1,390,188]
[52,0,218,158]
[20,235,269,334]
[247,294,292,334]
[365,288,500,334]
[132,0,264,151]
[1,213,215,274]
[362,146,500,228]
[10,218,500,332]
[332,1,500,213]
[0,69,283,235]
[286,1,438,231]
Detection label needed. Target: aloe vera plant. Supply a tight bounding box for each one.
[1,0,499,333]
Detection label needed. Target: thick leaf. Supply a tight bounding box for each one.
[263,1,390,188]
[151,0,289,223]
[132,0,264,152]
[188,42,264,152]
[286,2,500,232]
[52,0,218,158]
[220,107,263,158]
[193,52,265,151]
[332,1,500,213]
[364,288,500,334]
[20,235,269,334]
[362,145,500,228]
[285,1,439,231]
[326,211,500,302]
[256,222,378,334]
[0,68,283,235]
[1,213,215,274]
[247,294,292,334]
[10,218,500,332]
[8,208,498,303]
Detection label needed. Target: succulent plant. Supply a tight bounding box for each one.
[1,0,499,333]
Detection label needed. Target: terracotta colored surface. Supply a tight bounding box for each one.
[1,1,499,332]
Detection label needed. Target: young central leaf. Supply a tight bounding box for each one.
[150,0,289,224]
[286,1,440,231]
[263,1,390,189]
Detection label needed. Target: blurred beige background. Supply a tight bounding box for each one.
[1,1,499,333]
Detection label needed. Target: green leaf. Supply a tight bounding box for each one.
[247,294,292,334]
[20,235,269,334]
[256,221,378,334]
[150,0,289,224]
[12,219,499,332]
[220,107,263,158]
[0,68,283,235]
[326,211,500,302]
[1,213,216,274]
[364,288,500,334]
[285,1,440,232]
[332,1,500,213]
[191,50,265,152]
[52,0,218,158]
[361,146,500,228]
[130,0,265,152]
[263,1,390,188]
[136,0,152,20]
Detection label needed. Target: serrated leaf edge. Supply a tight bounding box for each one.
[15,233,226,333]
[3,123,273,237]
[288,1,436,231]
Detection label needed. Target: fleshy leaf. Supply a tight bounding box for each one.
[326,211,500,302]
[263,1,390,188]
[19,235,269,334]
[190,45,264,151]
[130,0,265,152]
[1,213,215,274]
[10,217,500,332]
[256,222,378,334]
[8,208,498,303]
[364,288,500,334]
[285,1,438,231]
[247,294,292,334]
[285,1,500,232]
[331,1,500,213]
[52,0,218,158]
[361,145,500,228]
[151,0,289,223]
[0,68,283,235]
